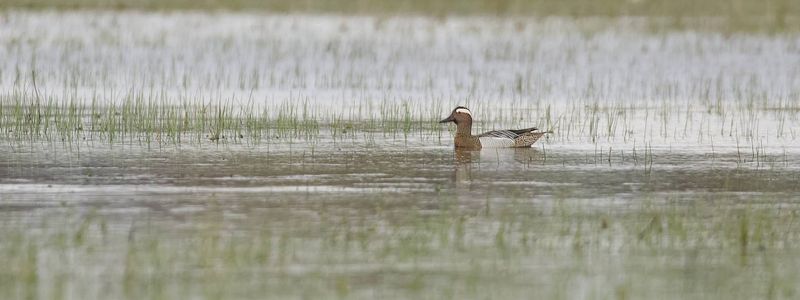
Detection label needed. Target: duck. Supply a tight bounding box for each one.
[439,106,545,149]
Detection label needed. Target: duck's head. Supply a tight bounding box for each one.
[439,106,472,124]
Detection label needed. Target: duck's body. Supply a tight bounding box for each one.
[441,107,545,149]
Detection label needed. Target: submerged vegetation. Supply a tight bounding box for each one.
[2,189,800,299]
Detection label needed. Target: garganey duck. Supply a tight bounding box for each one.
[439,106,545,149]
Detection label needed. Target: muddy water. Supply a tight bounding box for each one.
[2,133,800,299]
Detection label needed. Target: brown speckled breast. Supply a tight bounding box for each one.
[454,135,482,149]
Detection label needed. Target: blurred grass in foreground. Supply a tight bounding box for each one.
[3,0,798,31]
[0,0,796,17]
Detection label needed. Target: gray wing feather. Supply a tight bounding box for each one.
[478,128,542,148]
[478,130,520,139]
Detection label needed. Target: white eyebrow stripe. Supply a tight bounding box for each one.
[455,108,471,116]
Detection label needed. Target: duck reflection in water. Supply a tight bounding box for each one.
[453,147,544,184]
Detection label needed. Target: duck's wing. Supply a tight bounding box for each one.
[478,127,542,148]
[477,129,522,148]
[478,127,538,139]
[478,130,520,139]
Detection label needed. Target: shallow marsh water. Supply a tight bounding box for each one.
[2,135,800,299]
[1,11,800,300]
